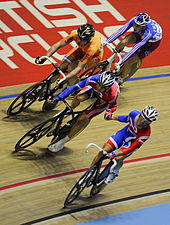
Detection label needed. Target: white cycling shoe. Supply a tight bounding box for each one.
[48,135,70,152]
[105,169,119,184]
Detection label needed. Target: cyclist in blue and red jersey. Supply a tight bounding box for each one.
[90,106,158,194]
[48,71,119,152]
[106,13,162,85]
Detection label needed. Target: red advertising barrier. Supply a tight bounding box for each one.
[0,0,169,87]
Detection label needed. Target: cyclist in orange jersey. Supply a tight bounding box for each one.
[35,24,103,86]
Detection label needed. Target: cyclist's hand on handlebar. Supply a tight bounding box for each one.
[104,109,113,120]
[107,152,116,160]
[35,56,46,64]
[48,95,59,103]
[114,63,120,72]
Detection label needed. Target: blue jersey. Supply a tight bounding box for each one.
[107,110,151,153]
[106,18,162,65]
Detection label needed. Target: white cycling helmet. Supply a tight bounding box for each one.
[98,71,115,89]
[141,106,158,122]
[135,13,150,26]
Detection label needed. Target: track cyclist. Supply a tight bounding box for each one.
[48,71,119,153]
[106,13,162,85]
[90,106,158,194]
[35,24,103,87]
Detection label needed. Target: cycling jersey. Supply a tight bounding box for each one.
[54,74,119,114]
[107,110,151,154]
[106,18,162,65]
[64,31,103,66]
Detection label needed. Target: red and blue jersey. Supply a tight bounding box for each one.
[55,74,119,112]
[106,18,162,65]
[107,110,151,154]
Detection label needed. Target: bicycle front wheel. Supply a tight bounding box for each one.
[90,161,113,197]
[15,118,56,151]
[79,60,109,81]
[7,82,45,116]
[64,166,97,207]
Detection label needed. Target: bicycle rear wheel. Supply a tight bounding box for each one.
[79,60,109,81]
[64,165,97,207]
[15,118,56,151]
[7,82,45,115]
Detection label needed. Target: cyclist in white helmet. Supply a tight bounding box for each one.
[106,13,162,85]
[47,71,119,152]
[90,106,158,194]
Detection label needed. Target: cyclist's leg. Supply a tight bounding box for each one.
[116,32,140,52]
[115,32,141,84]
[48,90,91,152]
[118,53,142,83]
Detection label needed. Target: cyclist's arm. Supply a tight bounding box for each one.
[54,78,87,101]
[65,61,85,81]
[45,39,68,58]
[105,18,134,44]
[120,31,152,65]
[120,136,149,154]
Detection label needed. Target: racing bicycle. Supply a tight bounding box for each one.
[78,42,123,82]
[64,143,117,207]
[14,97,91,152]
[7,56,67,116]
[7,44,122,116]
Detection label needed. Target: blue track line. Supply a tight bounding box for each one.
[0,73,170,100]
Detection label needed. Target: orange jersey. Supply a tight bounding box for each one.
[64,30,103,65]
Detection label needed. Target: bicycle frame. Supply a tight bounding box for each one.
[85,143,117,182]
[7,56,66,116]
[64,143,117,207]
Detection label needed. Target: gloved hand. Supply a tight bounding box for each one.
[35,56,46,64]
[114,63,120,72]
[107,152,116,160]
[104,109,113,120]
[48,95,59,103]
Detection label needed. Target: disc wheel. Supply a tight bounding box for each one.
[7,82,45,116]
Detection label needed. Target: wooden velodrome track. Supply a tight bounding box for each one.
[0,66,170,225]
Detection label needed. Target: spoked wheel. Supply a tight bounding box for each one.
[79,60,109,81]
[15,118,56,151]
[7,82,46,116]
[64,166,97,207]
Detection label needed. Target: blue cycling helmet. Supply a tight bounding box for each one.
[135,13,150,26]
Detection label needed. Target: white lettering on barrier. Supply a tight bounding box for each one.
[34,0,87,27]
[8,35,37,64]
[19,0,54,28]
[0,1,33,31]
[0,39,18,68]
[73,0,126,23]
[0,20,12,33]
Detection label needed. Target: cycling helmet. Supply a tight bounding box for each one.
[135,13,150,26]
[141,106,158,122]
[98,71,115,89]
[77,24,95,40]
